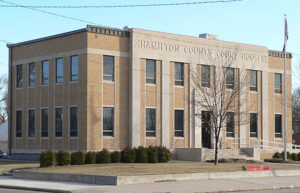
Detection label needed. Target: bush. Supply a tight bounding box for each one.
[40,150,56,167]
[71,151,85,165]
[56,150,71,166]
[96,149,111,164]
[273,152,281,159]
[111,151,121,163]
[297,152,300,161]
[287,151,291,160]
[85,151,97,164]
[135,146,148,163]
[157,146,171,163]
[147,146,158,163]
[121,147,136,163]
[291,153,297,161]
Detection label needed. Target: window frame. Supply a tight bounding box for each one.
[201,64,211,88]
[55,107,63,138]
[70,55,78,82]
[56,58,64,84]
[174,62,184,86]
[103,106,114,137]
[146,59,156,85]
[249,70,257,91]
[41,108,48,138]
[275,73,282,94]
[16,64,23,88]
[103,55,115,82]
[226,112,235,138]
[16,110,22,138]
[70,107,78,137]
[28,109,35,138]
[250,113,258,138]
[145,107,156,137]
[29,63,36,87]
[275,114,282,138]
[42,60,49,86]
[225,67,235,89]
[174,109,184,137]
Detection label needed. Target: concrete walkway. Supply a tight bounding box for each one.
[0,175,300,193]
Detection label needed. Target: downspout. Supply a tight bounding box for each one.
[8,45,12,156]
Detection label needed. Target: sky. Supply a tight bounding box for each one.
[0,0,299,89]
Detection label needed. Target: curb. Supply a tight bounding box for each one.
[0,184,71,193]
[201,185,300,193]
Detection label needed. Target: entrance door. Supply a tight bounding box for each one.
[202,111,211,148]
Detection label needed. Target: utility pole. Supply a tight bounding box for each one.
[283,14,288,161]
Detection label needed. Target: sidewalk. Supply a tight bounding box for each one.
[0,175,300,193]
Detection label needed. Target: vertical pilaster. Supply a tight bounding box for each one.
[161,60,170,148]
[239,68,247,147]
[262,70,269,148]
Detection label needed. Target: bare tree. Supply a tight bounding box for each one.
[0,75,8,124]
[191,48,247,165]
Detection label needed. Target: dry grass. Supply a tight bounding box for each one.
[31,161,300,176]
[0,161,39,170]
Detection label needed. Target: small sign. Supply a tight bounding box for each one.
[243,165,271,171]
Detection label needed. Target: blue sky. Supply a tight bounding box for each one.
[0,0,299,89]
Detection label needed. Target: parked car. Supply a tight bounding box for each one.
[0,150,6,158]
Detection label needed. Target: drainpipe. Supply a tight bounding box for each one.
[7,45,12,156]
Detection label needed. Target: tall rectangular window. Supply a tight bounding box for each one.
[146,108,156,137]
[225,68,235,89]
[103,107,114,136]
[275,114,282,138]
[174,110,184,137]
[201,65,210,87]
[249,70,257,91]
[250,113,258,138]
[29,63,35,87]
[28,110,35,137]
[226,112,235,137]
[56,58,63,83]
[103,55,114,82]
[275,73,282,94]
[16,64,23,88]
[41,109,48,137]
[42,60,49,85]
[70,56,78,81]
[146,59,156,84]
[55,108,63,137]
[174,62,184,86]
[70,107,78,137]
[16,110,22,137]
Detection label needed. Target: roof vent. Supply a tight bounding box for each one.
[199,33,218,40]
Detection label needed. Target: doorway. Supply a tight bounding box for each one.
[202,111,211,148]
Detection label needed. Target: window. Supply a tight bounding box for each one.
[28,110,35,137]
[70,56,78,81]
[174,110,184,137]
[70,107,78,137]
[103,107,114,136]
[201,65,210,87]
[249,70,257,91]
[146,108,156,137]
[56,58,63,83]
[146,59,156,84]
[250,113,258,138]
[29,63,35,87]
[275,73,282,94]
[103,55,114,81]
[16,111,22,137]
[225,68,235,89]
[41,109,48,137]
[55,108,63,137]
[275,114,282,138]
[16,64,23,88]
[174,62,184,86]
[42,60,49,85]
[226,112,235,137]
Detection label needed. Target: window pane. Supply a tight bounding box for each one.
[226,68,235,89]
[146,59,156,84]
[174,62,184,86]
[55,108,63,137]
[250,113,257,138]
[275,114,282,138]
[146,108,156,137]
[16,111,22,137]
[226,112,235,137]
[71,56,78,81]
[250,70,257,91]
[41,109,48,137]
[174,110,184,137]
[16,64,23,88]
[29,63,35,87]
[28,110,35,137]
[103,56,114,81]
[42,60,49,85]
[275,73,282,94]
[103,107,114,136]
[70,107,78,137]
[56,58,63,83]
[201,65,210,87]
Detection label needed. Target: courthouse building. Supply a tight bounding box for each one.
[7,25,293,159]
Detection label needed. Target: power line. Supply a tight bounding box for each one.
[0,0,243,9]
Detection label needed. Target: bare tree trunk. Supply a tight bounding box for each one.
[214,136,219,165]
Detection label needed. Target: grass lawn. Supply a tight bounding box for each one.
[0,160,39,170]
[30,161,300,176]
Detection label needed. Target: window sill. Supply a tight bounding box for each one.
[249,90,258,93]
[55,137,63,139]
[41,137,48,139]
[28,86,36,88]
[146,83,156,86]
[174,137,184,139]
[103,136,114,139]
[69,136,78,139]
[28,137,35,139]
[146,136,156,139]
[41,84,49,87]
[174,85,184,88]
[55,82,63,86]
[70,81,78,84]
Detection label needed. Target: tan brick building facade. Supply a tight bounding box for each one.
[7,25,292,155]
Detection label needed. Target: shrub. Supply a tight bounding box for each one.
[56,150,71,166]
[291,153,297,161]
[96,149,111,163]
[297,152,300,161]
[71,151,85,165]
[85,151,97,164]
[40,150,56,167]
[272,152,281,159]
[111,151,121,163]
[135,146,148,163]
[157,146,171,163]
[287,151,291,160]
[147,146,158,163]
[121,147,136,163]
